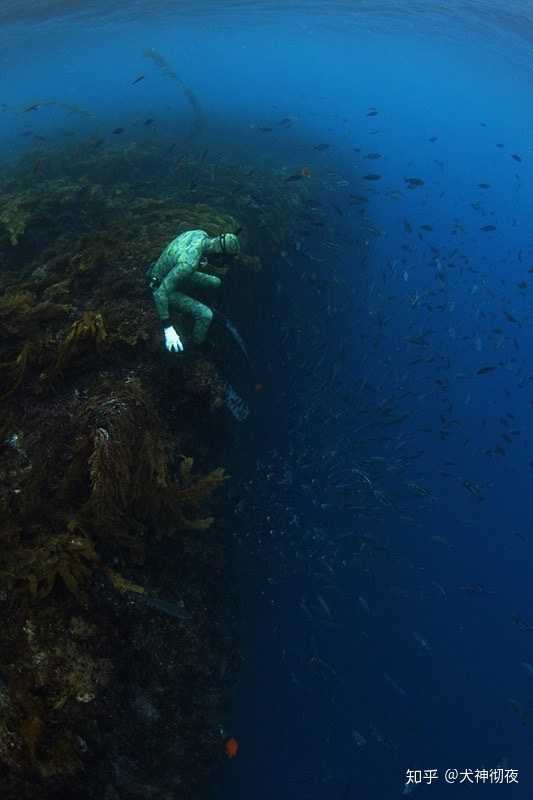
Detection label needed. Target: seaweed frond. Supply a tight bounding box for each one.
[0,341,33,401]
[53,310,107,376]
[0,290,69,338]
[175,458,228,506]
[105,568,145,595]
[158,456,229,532]
[2,531,97,604]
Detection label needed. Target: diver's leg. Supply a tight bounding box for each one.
[189,271,222,290]
[169,291,214,345]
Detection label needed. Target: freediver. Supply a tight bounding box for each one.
[146,229,240,352]
[147,228,250,421]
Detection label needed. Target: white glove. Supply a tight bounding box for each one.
[164,325,183,352]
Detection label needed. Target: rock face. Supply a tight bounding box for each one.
[0,139,307,798]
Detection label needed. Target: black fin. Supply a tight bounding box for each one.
[213,310,251,367]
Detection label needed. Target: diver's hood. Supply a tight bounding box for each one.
[210,233,240,255]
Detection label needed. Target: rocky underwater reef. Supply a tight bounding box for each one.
[0,139,310,799]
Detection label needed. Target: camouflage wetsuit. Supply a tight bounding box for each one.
[148,229,222,345]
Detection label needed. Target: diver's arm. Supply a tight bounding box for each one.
[153,264,188,352]
[152,259,188,321]
[153,278,171,325]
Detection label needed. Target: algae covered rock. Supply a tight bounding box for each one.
[0,194,32,246]
[0,138,310,798]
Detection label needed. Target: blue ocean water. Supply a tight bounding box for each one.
[2,1,533,797]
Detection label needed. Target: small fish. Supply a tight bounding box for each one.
[348,194,368,204]
[23,103,39,112]
[432,581,447,598]
[369,722,385,743]
[225,736,239,758]
[366,110,378,116]
[365,152,382,159]
[513,615,533,632]
[358,595,370,614]
[412,631,431,652]
[317,594,332,617]
[363,174,382,181]
[511,154,522,162]
[112,127,124,134]
[428,136,438,142]
[131,75,145,84]
[299,596,313,621]
[258,126,272,132]
[460,583,495,595]
[405,335,429,346]
[351,729,367,748]
[285,173,304,182]
[144,117,154,125]
[420,224,433,231]
[383,672,407,697]
[462,480,484,499]
[314,142,330,151]
[477,366,497,374]
[404,177,424,188]
[478,183,491,188]
[480,224,496,231]
[509,698,527,725]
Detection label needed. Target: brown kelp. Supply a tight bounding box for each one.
[143,47,205,140]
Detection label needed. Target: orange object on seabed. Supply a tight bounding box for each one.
[225,736,239,758]
[301,165,312,178]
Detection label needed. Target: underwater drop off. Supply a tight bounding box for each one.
[0,138,311,799]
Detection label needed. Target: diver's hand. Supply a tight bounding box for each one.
[164,325,183,352]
